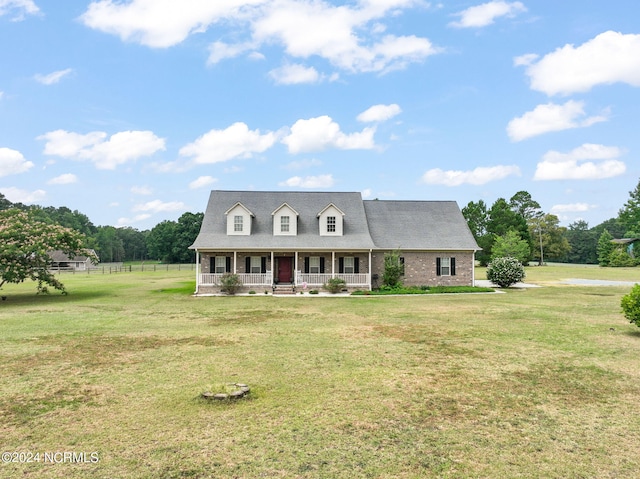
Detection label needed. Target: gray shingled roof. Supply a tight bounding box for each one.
[363,200,479,250]
[191,190,376,250]
[191,191,479,251]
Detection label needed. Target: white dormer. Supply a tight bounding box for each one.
[225,202,254,236]
[272,203,299,236]
[317,203,345,236]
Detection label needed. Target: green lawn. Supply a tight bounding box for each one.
[1,266,640,478]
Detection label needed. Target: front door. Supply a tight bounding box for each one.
[277,257,293,283]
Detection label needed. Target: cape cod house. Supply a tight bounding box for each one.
[190,190,480,294]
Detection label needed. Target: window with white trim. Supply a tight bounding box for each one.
[250,256,262,273]
[309,256,320,274]
[440,257,451,276]
[234,215,243,232]
[343,256,355,274]
[281,216,290,232]
[327,216,336,233]
[214,256,226,274]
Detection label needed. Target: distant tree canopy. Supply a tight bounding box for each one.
[0,209,96,293]
[4,178,640,269]
[146,212,203,263]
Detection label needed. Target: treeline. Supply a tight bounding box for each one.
[2,178,639,266]
[0,193,202,264]
[462,179,640,266]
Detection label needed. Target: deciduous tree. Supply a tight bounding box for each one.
[0,209,95,294]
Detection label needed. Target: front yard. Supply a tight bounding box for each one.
[1,266,639,478]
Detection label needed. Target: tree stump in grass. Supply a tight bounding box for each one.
[202,384,250,400]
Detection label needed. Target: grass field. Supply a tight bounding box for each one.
[1,265,640,478]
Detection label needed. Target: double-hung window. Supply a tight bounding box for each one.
[234,215,243,232]
[309,256,320,274]
[250,256,262,273]
[214,256,226,274]
[343,257,355,274]
[440,257,451,276]
[281,216,290,232]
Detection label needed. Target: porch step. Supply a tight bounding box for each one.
[273,284,296,295]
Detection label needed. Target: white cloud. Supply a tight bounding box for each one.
[117,214,151,226]
[269,63,322,85]
[0,186,46,204]
[534,143,626,180]
[521,31,640,96]
[132,199,186,213]
[282,115,376,154]
[39,129,166,170]
[180,122,277,165]
[361,188,373,198]
[47,173,77,185]
[80,1,264,48]
[82,0,438,74]
[0,0,39,20]
[0,147,34,176]
[449,1,526,28]
[513,53,538,67]
[208,41,257,64]
[357,103,401,123]
[550,203,597,214]
[506,100,608,142]
[282,158,323,170]
[421,165,521,186]
[279,174,335,188]
[34,68,73,85]
[189,175,217,189]
[131,185,153,195]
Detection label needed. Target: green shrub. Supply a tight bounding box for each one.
[486,256,525,288]
[382,250,404,288]
[323,277,346,294]
[621,284,640,327]
[219,273,242,295]
[608,248,637,267]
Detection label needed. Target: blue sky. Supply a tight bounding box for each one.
[1,1,639,230]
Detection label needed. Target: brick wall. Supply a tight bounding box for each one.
[370,251,475,287]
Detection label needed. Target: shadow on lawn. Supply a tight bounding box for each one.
[0,288,111,307]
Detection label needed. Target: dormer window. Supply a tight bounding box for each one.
[234,215,243,232]
[225,202,253,236]
[317,204,344,236]
[272,203,298,236]
[281,216,290,232]
[326,216,336,233]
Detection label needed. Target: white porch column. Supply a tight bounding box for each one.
[233,251,237,273]
[332,251,335,278]
[294,252,298,285]
[368,249,372,291]
[271,251,274,285]
[472,251,476,286]
[195,250,200,294]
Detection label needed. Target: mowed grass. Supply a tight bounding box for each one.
[1,267,640,478]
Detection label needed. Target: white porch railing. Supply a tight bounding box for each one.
[200,272,272,286]
[199,271,370,288]
[296,272,370,287]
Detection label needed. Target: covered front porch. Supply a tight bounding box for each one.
[195,250,372,293]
